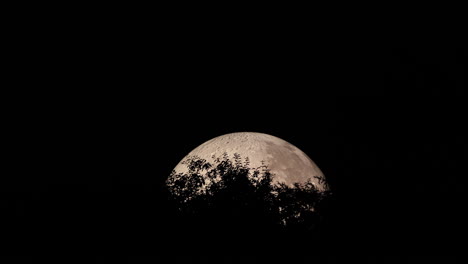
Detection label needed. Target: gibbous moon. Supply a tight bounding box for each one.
[173,132,328,191]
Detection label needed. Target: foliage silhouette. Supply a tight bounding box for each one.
[166,153,331,240]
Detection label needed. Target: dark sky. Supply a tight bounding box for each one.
[3,35,466,263]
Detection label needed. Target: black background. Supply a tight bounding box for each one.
[2,23,466,263]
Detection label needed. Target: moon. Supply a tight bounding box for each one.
[173,132,328,191]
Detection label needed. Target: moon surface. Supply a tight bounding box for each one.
[173,132,328,191]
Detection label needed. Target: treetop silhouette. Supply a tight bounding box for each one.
[166,153,331,234]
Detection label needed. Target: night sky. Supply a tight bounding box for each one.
[3,37,466,263]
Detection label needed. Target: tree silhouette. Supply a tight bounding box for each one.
[165,153,331,240]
